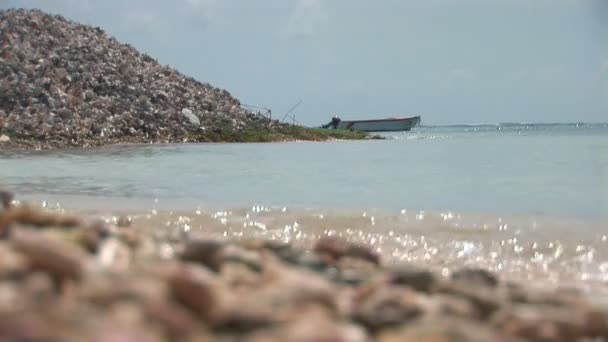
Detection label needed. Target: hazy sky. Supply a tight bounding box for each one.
[2,0,607,125]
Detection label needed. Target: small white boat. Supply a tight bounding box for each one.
[322,115,421,132]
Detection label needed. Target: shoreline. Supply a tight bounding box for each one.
[1,190,608,340]
[6,192,608,289]
[8,191,608,220]
[0,127,374,152]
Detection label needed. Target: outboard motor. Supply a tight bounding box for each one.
[322,115,341,129]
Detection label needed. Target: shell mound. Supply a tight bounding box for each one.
[0,9,280,149]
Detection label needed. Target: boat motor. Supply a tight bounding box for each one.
[322,116,341,129]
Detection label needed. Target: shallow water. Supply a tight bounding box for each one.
[1,123,608,287]
[2,123,607,217]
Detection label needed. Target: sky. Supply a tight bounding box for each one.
[1,0,607,125]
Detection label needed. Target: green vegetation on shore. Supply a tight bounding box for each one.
[0,125,371,151]
[197,125,369,143]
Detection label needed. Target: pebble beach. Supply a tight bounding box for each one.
[0,191,608,341]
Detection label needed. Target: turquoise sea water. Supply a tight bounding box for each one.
[1,123,606,218]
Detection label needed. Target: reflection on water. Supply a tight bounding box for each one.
[2,125,607,217]
[43,196,605,291]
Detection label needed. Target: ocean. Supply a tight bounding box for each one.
[1,123,607,289]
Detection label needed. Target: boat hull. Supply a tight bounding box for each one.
[335,116,421,132]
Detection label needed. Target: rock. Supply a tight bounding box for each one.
[76,227,104,253]
[0,242,27,279]
[451,268,498,288]
[435,283,501,318]
[0,191,13,209]
[87,324,163,342]
[377,318,511,342]
[492,304,588,341]
[0,134,9,142]
[116,215,132,228]
[260,261,338,313]
[220,262,261,289]
[116,228,141,248]
[142,300,203,340]
[0,189,607,341]
[352,286,424,332]
[506,284,586,308]
[387,265,437,293]
[22,272,55,303]
[167,263,225,323]
[212,296,279,333]
[344,244,381,265]
[297,251,331,271]
[56,108,72,119]
[11,229,85,281]
[80,274,167,307]
[331,257,378,286]
[97,238,132,271]
[245,315,369,342]
[257,241,302,264]
[222,245,263,272]
[314,237,349,261]
[0,205,82,233]
[241,239,291,255]
[432,294,480,320]
[0,312,56,341]
[180,240,224,272]
[581,308,608,338]
[314,237,381,265]
[181,108,200,126]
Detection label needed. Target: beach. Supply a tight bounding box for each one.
[1,6,607,341]
[2,189,608,341]
[1,125,608,340]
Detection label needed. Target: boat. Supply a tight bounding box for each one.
[322,115,421,132]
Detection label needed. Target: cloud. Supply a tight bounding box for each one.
[1,0,219,39]
[602,60,608,107]
[178,0,218,26]
[588,0,608,29]
[283,0,328,39]
[511,64,572,84]
[527,64,566,83]
[124,8,169,39]
[0,0,95,17]
[449,68,476,81]
[0,0,18,7]
[182,0,217,14]
[122,0,219,39]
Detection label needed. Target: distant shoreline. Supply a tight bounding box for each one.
[418,122,608,128]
